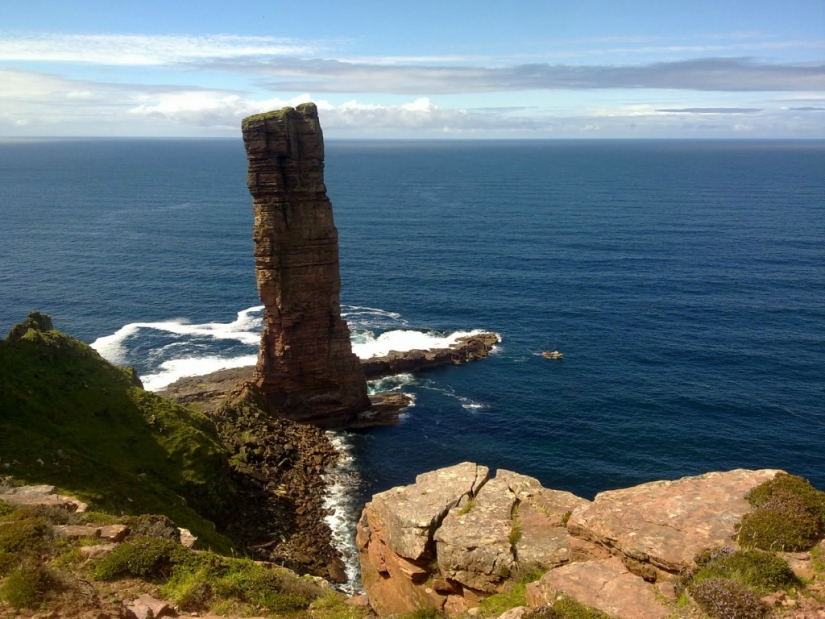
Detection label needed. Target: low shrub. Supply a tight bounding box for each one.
[208,561,317,611]
[0,550,16,576]
[738,495,821,552]
[524,596,610,619]
[689,578,769,619]
[691,548,799,592]
[93,537,188,580]
[0,516,50,561]
[123,514,181,541]
[746,474,825,521]
[0,500,15,517]
[0,564,52,610]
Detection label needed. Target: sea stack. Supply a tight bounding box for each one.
[241,103,370,427]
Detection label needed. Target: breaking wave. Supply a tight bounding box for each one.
[322,431,364,594]
[90,304,494,394]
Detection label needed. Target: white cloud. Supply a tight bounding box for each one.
[0,33,318,65]
[1,67,823,138]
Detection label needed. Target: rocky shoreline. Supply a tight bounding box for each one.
[157,331,500,414]
[156,332,500,588]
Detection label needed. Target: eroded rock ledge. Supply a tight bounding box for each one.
[357,464,786,618]
[158,331,500,419]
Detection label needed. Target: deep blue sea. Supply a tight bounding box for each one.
[2,138,825,507]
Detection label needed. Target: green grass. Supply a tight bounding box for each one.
[478,568,545,617]
[0,499,328,617]
[459,498,476,516]
[0,314,238,552]
[95,537,326,614]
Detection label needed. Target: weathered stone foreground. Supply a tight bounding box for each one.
[243,103,370,426]
[357,464,786,618]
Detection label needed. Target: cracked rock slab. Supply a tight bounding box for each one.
[371,462,490,561]
[526,557,670,619]
[567,468,782,579]
[435,475,518,592]
[357,462,489,615]
[436,470,589,592]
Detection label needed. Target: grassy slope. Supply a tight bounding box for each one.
[0,320,236,552]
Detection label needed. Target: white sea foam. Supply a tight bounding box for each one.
[91,306,264,363]
[352,328,487,359]
[366,373,417,395]
[140,354,258,391]
[322,431,364,594]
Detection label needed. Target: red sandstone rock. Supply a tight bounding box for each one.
[358,464,588,616]
[526,557,670,619]
[567,468,783,581]
[242,103,369,427]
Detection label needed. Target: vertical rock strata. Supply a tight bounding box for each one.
[242,103,370,426]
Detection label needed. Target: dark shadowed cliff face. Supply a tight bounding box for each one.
[241,103,370,427]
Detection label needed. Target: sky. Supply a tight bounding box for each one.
[1,0,824,138]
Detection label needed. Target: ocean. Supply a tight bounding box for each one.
[2,139,824,555]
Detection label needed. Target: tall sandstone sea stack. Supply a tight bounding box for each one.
[242,103,370,427]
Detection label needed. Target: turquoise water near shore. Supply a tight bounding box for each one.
[2,139,824,505]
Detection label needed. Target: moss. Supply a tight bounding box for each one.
[812,544,825,573]
[0,564,52,610]
[5,311,53,341]
[738,495,821,552]
[0,500,15,517]
[690,548,799,592]
[689,578,769,619]
[509,520,523,548]
[480,583,528,617]
[0,318,237,552]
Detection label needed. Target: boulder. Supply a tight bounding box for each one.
[80,543,118,560]
[497,607,529,619]
[131,595,172,619]
[525,557,670,619]
[54,525,100,539]
[357,462,489,615]
[0,484,88,512]
[177,527,198,549]
[358,464,588,616]
[567,468,782,580]
[99,524,129,542]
